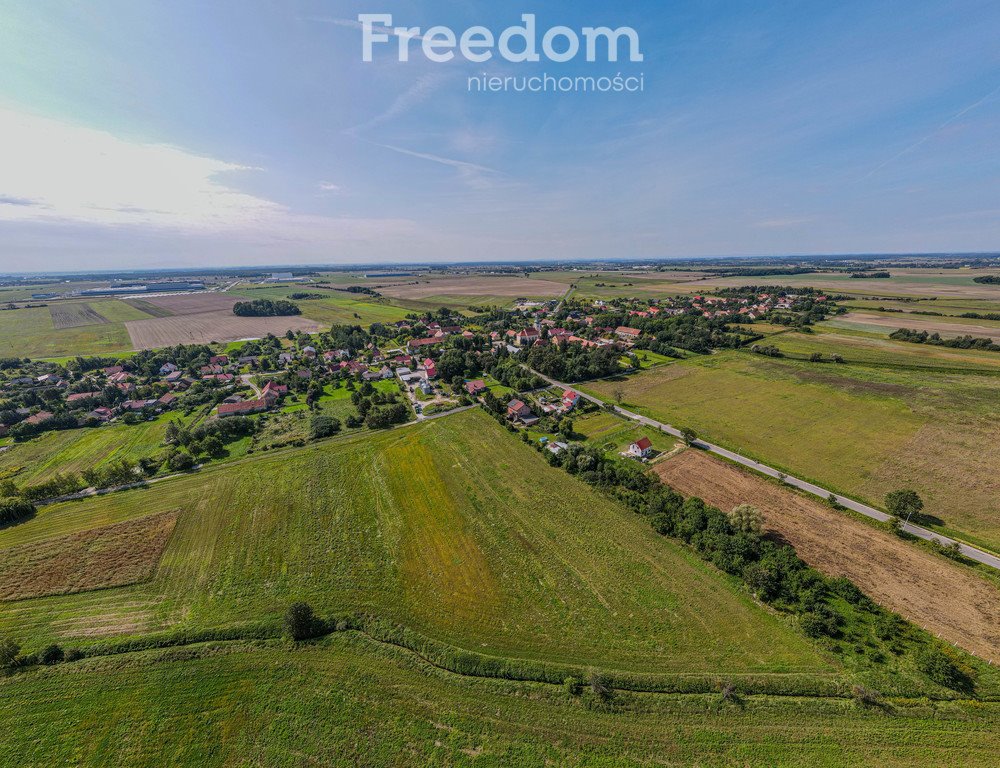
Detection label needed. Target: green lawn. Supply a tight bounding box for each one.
[3,637,1000,767]
[0,409,828,680]
[582,345,1000,553]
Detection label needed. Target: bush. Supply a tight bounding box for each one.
[916,644,974,692]
[166,450,196,472]
[564,676,582,696]
[39,644,65,665]
[0,497,35,526]
[310,415,341,440]
[64,648,84,662]
[589,669,614,702]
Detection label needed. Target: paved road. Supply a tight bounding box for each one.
[528,368,1000,572]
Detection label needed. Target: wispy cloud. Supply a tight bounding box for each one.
[752,217,815,229]
[317,181,342,192]
[861,83,1000,180]
[297,15,425,41]
[375,142,505,190]
[344,72,449,136]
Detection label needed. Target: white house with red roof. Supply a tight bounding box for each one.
[627,437,654,458]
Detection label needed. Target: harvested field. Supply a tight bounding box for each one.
[49,302,109,329]
[0,512,177,601]
[124,298,174,317]
[134,292,241,315]
[379,276,567,300]
[830,311,1000,342]
[654,450,1000,662]
[126,312,322,349]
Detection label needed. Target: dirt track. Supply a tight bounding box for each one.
[654,449,1000,662]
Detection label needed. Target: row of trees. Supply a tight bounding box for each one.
[232,299,301,317]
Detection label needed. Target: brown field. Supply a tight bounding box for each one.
[126,312,323,349]
[0,512,177,601]
[654,450,1000,662]
[49,302,109,329]
[378,276,568,300]
[833,311,1000,341]
[133,292,241,315]
[123,298,174,317]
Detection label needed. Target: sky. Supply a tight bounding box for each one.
[0,0,998,271]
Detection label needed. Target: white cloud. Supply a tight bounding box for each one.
[318,181,342,192]
[0,108,417,248]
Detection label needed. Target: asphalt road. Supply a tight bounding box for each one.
[529,368,1000,572]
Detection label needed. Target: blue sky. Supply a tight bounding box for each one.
[0,0,998,270]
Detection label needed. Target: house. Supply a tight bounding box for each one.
[419,380,433,396]
[238,356,260,366]
[561,390,580,412]
[261,381,287,404]
[515,327,540,346]
[67,391,101,403]
[627,437,654,459]
[362,369,384,382]
[159,363,178,375]
[278,352,295,365]
[164,371,184,384]
[506,399,533,421]
[615,326,642,341]
[157,392,178,408]
[217,399,268,417]
[36,373,63,386]
[200,364,224,375]
[87,407,113,422]
[296,369,312,379]
[406,337,443,354]
[103,365,124,376]
[24,410,54,426]
[465,379,487,396]
[301,346,317,359]
[547,441,569,455]
[209,355,229,365]
[422,359,437,379]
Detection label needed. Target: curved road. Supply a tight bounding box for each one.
[529,368,1000,572]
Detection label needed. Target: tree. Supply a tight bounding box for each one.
[201,436,225,458]
[310,415,341,440]
[39,644,64,665]
[285,601,322,641]
[729,504,762,535]
[0,636,19,668]
[612,388,625,405]
[680,427,698,446]
[589,669,614,702]
[885,489,923,524]
[0,497,35,526]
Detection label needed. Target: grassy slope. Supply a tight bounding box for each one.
[0,409,827,678]
[581,342,1000,552]
[0,412,194,486]
[3,638,999,768]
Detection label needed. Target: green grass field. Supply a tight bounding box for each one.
[3,636,1000,767]
[0,409,827,680]
[0,304,140,359]
[581,342,1000,553]
[0,411,198,486]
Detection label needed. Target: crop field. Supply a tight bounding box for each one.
[0,412,197,487]
[840,297,1000,317]
[0,304,135,359]
[133,293,241,315]
[581,345,1000,552]
[48,302,109,329]
[4,638,1000,768]
[677,268,1000,299]
[1,639,997,768]
[122,298,175,317]
[827,311,1000,342]
[377,275,568,301]
[769,328,1000,372]
[571,410,676,455]
[0,409,828,678]
[655,450,1000,663]
[125,313,323,349]
[0,512,177,601]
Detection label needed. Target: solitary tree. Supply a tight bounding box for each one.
[885,489,923,524]
[680,427,698,446]
[612,388,625,405]
[285,601,321,641]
